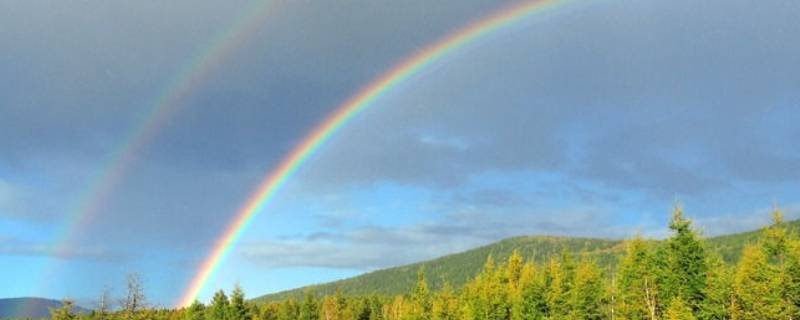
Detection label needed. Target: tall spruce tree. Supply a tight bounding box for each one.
[431,284,458,320]
[699,253,733,320]
[732,245,787,319]
[208,290,231,320]
[299,290,319,320]
[184,300,206,320]
[51,300,77,320]
[617,236,658,320]
[664,207,707,314]
[517,262,547,320]
[666,296,696,320]
[411,270,432,320]
[229,284,250,320]
[568,257,605,320]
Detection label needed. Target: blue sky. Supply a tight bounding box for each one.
[1,0,799,307]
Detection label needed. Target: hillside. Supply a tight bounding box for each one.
[0,297,87,319]
[254,219,800,302]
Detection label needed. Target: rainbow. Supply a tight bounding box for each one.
[178,0,575,306]
[50,1,280,256]
[29,0,281,304]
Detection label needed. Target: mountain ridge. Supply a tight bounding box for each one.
[254,219,800,302]
[0,297,88,319]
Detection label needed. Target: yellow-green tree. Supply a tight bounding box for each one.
[568,257,605,320]
[666,296,696,320]
[732,245,787,319]
[617,236,658,320]
[51,300,77,320]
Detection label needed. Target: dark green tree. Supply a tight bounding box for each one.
[208,290,231,320]
[663,207,707,313]
[229,284,251,320]
[299,290,319,320]
[184,300,205,320]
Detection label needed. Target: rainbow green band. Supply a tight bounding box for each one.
[178,0,571,307]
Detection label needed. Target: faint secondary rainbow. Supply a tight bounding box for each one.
[50,0,280,255]
[32,0,280,300]
[179,0,573,307]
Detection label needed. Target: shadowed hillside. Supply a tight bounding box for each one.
[0,297,88,319]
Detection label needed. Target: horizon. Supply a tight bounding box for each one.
[1,0,799,308]
[3,214,795,307]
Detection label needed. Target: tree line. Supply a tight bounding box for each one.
[49,207,800,320]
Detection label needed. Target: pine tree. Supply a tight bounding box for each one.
[410,270,432,320]
[208,290,231,320]
[321,295,341,320]
[229,284,250,320]
[506,250,524,290]
[431,283,458,320]
[517,262,547,320]
[184,300,205,320]
[299,290,319,320]
[51,300,77,320]
[666,296,696,320]
[784,240,800,319]
[664,207,707,314]
[568,257,605,320]
[617,236,658,320]
[732,245,786,319]
[368,295,385,320]
[260,303,280,320]
[699,253,733,320]
[277,299,299,320]
[546,257,568,319]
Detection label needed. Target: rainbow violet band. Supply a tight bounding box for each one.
[178,0,568,307]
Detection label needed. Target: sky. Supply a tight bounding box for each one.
[1,0,799,308]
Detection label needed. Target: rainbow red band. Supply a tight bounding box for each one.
[178,0,571,307]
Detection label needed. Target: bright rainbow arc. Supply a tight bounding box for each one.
[179,0,571,307]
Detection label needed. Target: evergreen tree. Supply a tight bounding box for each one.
[517,262,547,320]
[229,284,251,320]
[321,295,341,320]
[784,240,800,319]
[431,284,458,320]
[299,290,319,320]
[369,295,385,320]
[208,290,231,320]
[699,253,732,320]
[664,207,707,313]
[568,257,605,320]
[666,296,696,320]
[546,257,568,319]
[617,236,658,320]
[184,300,205,320]
[410,270,432,320]
[732,245,786,319]
[51,300,77,320]
[260,303,280,320]
[277,299,299,320]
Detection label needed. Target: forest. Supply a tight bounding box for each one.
[43,207,799,320]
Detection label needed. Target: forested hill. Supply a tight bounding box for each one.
[0,298,88,319]
[254,219,800,302]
